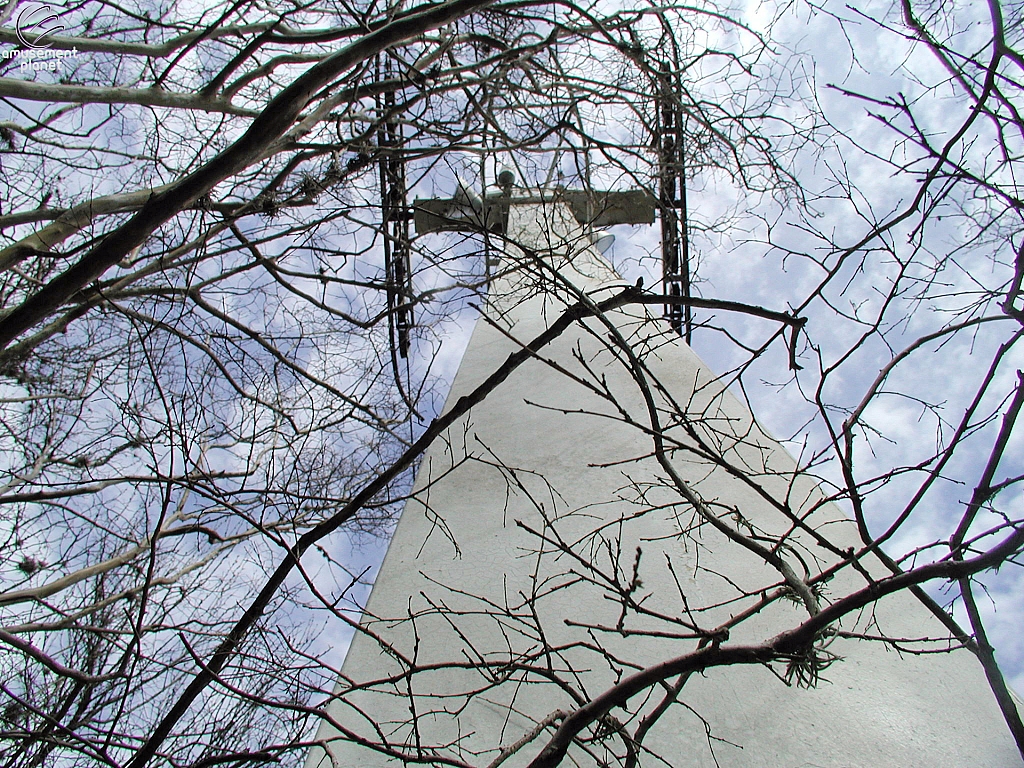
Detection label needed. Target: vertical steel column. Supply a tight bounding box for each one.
[378,80,413,357]
[657,65,691,343]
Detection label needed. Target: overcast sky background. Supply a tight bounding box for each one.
[3,0,1017,727]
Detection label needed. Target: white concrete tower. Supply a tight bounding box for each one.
[307,190,1023,768]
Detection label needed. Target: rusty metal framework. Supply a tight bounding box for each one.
[656,65,692,343]
[377,84,413,358]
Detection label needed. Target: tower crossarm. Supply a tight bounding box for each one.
[413,188,655,235]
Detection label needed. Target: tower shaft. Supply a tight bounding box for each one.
[307,199,1022,768]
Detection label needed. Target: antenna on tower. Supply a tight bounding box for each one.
[656,62,692,343]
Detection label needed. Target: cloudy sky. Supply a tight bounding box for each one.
[1,0,1020,759]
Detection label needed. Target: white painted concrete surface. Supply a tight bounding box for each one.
[307,200,1023,767]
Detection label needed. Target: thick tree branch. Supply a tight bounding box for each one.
[0,0,498,352]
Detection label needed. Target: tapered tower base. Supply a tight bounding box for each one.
[307,201,1022,768]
